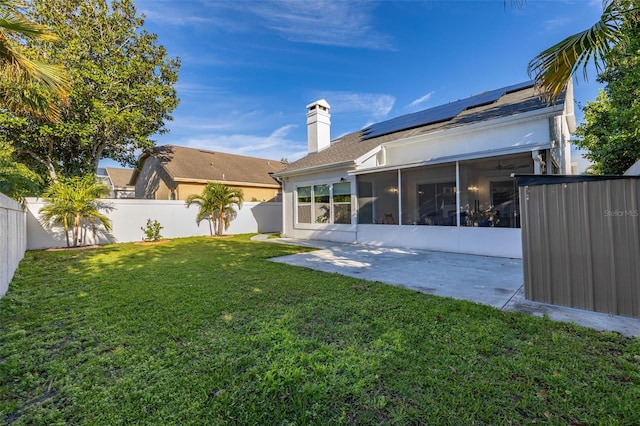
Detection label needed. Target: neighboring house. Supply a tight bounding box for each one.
[96,167,135,198]
[275,81,576,258]
[131,145,285,201]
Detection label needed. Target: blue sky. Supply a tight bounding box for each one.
[118,0,605,165]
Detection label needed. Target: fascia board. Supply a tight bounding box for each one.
[274,160,354,178]
[354,145,383,167]
[172,177,281,188]
[349,143,551,176]
[377,105,564,152]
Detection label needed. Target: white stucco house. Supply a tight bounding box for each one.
[275,81,576,258]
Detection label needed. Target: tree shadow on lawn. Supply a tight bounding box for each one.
[2,236,639,425]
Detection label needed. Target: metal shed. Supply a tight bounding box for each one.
[516,175,640,319]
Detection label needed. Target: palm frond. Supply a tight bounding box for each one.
[0,0,69,119]
[0,16,59,42]
[528,0,623,103]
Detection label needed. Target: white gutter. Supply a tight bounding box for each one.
[375,104,564,152]
[274,160,355,178]
[349,143,551,176]
[172,177,281,188]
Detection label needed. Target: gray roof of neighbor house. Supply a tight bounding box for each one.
[105,167,134,188]
[278,82,563,175]
[134,145,285,187]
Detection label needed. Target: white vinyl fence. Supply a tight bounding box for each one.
[25,198,282,250]
[1,193,26,297]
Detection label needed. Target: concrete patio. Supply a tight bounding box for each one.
[254,235,640,338]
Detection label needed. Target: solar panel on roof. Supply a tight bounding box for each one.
[362,81,534,140]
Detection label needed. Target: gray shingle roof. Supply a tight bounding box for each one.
[105,167,134,188]
[279,83,561,175]
[148,145,285,186]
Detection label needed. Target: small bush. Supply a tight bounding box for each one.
[141,219,163,241]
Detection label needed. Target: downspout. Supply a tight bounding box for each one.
[397,169,402,225]
[532,150,541,175]
[271,173,286,237]
[281,179,286,237]
[456,161,461,227]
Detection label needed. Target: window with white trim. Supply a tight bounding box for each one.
[297,186,312,223]
[314,184,330,223]
[296,182,352,224]
[333,182,351,224]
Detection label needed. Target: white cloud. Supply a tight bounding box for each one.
[170,108,273,134]
[544,17,572,31]
[141,1,392,50]
[139,2,245,32]
[407,91,435,109]
[268,124,297,140]
[587,0,603,9]
[175,82,229,97]
[174,124,306,161]
[315,91,395,121]
[142,12,209,26]
[243,1,394,50]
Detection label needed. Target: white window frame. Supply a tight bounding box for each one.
[295,182,353,225]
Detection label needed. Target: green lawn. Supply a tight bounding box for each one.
[1,236,638,425]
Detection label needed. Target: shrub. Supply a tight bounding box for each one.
[141,219,163,242]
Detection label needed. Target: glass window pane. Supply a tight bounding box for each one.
[297,186,311,203]
[334,204,351,224]
[400,164,456,226]
[459,154,532,228]
[297,186,311,223]
[333,182,351,203]
[356,171,398,225]
[298,205,311,223]
[314,184,329,196]
[334,182,350,195]
[314,203,330,223]
[313,184,330,223]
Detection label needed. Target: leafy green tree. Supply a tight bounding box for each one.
[1,0,179,181]
[0,140,41,202]
[185,183,244,236]
[0,0,69,120]
[573,7,640,174]
[528,0,639,103]
[39,175,112,247]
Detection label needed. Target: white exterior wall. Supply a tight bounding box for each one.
[281,168,357,244]
[1,193,26,297]
[383,116,551,168]
[25,198,281,250]
[357,225,522,258]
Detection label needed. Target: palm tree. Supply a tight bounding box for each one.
[528,0,637,103]
[0,0,69,120]
[185,183,244,236]
[39,175,112,247]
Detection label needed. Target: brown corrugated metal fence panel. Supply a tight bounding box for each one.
[520,179,640,319]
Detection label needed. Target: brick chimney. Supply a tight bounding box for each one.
[306,99,331,154]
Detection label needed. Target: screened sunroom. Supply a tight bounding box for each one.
[356,152,534,229]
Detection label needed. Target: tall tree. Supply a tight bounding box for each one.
[0,140,41,202]
[0,0,179,181]
[528,0,639,103]
[573,10,640,174]
[185,183,244,237]
[0,0,69,120]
